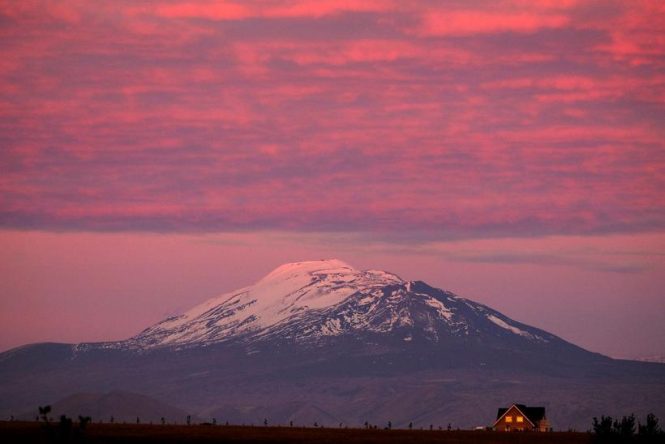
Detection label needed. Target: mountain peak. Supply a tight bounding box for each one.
[129,259,403,348]
[260,259,356,283]
[126,260,554,350]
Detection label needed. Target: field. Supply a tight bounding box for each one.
[0,421,593,443]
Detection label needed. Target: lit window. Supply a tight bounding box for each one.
[505,416,513,423]
[517,416,524,423]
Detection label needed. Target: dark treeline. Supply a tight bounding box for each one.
[592,413,663,443]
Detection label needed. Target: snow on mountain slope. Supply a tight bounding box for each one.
[124,259,555,350]
[128,260,399,348]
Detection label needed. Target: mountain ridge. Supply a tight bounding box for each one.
[115,259,565,353]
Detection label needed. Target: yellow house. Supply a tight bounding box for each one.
[493,403,550,432]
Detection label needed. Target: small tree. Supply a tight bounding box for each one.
[408,422,413,430]
[59,415,72,439]
[593,416,614,437]
[78,415,91,430]
[38,405,52,424]
[638,413,661,436]
[613,414,636,438]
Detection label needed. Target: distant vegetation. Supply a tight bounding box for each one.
[32,405,93,442]
[592,413,663,443]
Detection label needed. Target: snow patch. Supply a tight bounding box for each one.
[423,297,453,321]
[486,314,535,339]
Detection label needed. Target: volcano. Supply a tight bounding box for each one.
[1,260,664,429]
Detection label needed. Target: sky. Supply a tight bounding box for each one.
[1,0,664,358]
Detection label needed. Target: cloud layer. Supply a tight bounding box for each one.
[2,0,664,238]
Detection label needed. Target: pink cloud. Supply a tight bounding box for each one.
[0,0,664,238]
[261,0,392,19]
[418,11,569,36]
[154,2,252,20]
[151,0,393,21]
[593,1,665,66]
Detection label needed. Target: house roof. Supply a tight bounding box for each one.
[494,404,546,427]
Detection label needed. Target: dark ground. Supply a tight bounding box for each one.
[0,421,593,444]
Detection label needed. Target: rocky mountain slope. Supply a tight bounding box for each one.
[118,260,560,351]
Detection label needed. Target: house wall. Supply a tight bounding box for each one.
[494,406,534,432]
[536,418,551,432]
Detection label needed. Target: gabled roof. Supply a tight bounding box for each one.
[494,404,546,427]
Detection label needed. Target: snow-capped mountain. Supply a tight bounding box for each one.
[126,259,554,350]
[2,259,665,431]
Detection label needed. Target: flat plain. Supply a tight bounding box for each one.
[0,421,592,443]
